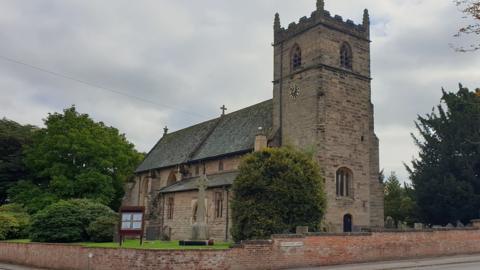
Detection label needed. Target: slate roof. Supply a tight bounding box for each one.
[159,171,238,194]
[135,99,273,173]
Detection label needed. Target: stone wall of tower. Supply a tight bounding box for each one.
[272,4,383,231]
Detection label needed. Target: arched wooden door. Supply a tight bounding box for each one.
[343,214,353,232]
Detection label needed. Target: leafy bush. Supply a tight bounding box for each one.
[0,203,30,238]
[231,147,326,242]
[0,212,20,240]
[87,215,118,242]
[30,200,84,242]
[29,199,117,243]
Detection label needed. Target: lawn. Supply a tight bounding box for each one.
[4,239,231,250]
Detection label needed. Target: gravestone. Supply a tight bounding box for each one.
[191,174,209,240]
[296,226,309,235]
[385,216,395,229]
[414,223,424,230]
[398,221,408,230]
[456,221,465,228]
[446,223,454,228]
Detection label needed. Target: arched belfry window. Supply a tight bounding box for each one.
[291,44,302,70]
[336,167,353,197]
[340,42,353,69]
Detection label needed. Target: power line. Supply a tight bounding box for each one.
[0,54,208,119]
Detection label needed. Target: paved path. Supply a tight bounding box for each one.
[295,254,480,270]
[3,254,480,270]
[0,264,45,270]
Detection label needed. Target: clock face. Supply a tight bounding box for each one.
[290,84,300,99]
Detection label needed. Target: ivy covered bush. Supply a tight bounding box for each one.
[231,147,326,242]
[30,199,117,243]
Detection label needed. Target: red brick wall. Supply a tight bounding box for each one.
[2,229,480,270]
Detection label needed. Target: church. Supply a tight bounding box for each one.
[123,0,384,241]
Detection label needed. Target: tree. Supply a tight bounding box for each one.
[384,172,416,225]
[454,0,480,51]
[0,118,36,204]
[10,106,143,211]
[231,147,326,242]
[407,85,480,225]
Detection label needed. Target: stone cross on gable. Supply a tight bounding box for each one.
[220,105,227,116]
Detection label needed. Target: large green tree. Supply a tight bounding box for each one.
[407,85,480,225]
[384,172,416,225]
[10,106,143,211]
[231,147,326,242]
[0,118,36,204]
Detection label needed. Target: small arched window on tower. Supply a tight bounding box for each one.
[340,42,353,70]
[336,167,353,197]
[291,44,302,70]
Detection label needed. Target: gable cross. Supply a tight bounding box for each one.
[220,105,227,116]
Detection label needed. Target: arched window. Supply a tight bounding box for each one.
[336,167,353,197]
[291,44,302,70]
[340,42,353,69]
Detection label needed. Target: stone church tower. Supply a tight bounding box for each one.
[272,0,384,230]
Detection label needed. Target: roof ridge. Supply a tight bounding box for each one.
[164,99,272,137]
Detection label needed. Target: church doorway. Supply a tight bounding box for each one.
[343,214,352,232]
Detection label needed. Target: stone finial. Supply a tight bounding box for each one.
[363,9,370,27]
[274,13,281,31]
[163,126,168,136]
[317,0,325,11]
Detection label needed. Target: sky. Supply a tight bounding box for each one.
[0,0,479,182]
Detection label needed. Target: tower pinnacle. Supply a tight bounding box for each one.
[317,0,325,11]
[274,13,281,31]
[363,9,370,27]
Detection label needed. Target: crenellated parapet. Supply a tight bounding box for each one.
[273,1,369,44]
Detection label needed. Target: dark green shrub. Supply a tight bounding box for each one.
[29,199,117,243]
[68,199,116,240]
[30,200,84,242]
[87,215,118,242]
[231,147,327,242]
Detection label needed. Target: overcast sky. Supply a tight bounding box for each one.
[0,0,478,182]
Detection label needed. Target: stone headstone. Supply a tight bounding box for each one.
[456,221,465,228]
[296,226,309,235]
[414,223,424,230]
[398,221,408,230]
[146,226,160,240]
[385,216,395,229]
[446,223,454,228]
[432,225,443,229]
[191,175,209,240]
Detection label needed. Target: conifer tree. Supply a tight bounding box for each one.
[407,85,480,225]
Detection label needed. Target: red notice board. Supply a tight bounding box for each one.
[119,206,145,245]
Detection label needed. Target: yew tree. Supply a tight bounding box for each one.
[231,147,326,242]
[408,85,480,225]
